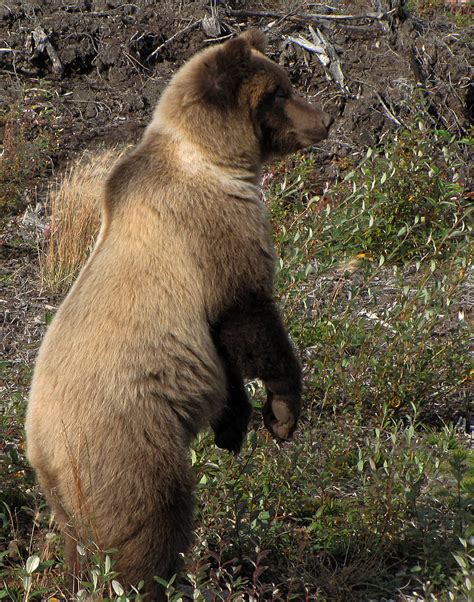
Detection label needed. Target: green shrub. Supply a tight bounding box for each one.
[268,125,472,268]
[0,89,60,214]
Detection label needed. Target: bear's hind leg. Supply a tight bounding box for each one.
[211,327,252,453]
[113,479,194,600]
[84,440,195,601]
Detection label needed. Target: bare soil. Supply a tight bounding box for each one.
[1,1,472,168]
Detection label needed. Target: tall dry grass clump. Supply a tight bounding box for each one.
[40,147,127,292]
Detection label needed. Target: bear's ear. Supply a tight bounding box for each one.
[189,36,252,108]
[239,29,267,53]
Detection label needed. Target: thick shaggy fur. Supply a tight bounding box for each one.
[26,30,332,599]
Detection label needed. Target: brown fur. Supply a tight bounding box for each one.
[26,30,333,599]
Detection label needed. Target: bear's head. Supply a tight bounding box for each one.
[151,30,333,166]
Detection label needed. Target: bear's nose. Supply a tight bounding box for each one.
[322,112,334,129]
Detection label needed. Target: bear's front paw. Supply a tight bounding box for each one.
[212,404,251,454]
[263,392,300,441]
[214,423,246,454]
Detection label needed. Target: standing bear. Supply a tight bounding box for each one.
[26,29,333,598]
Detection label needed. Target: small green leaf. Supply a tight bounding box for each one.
[25,554,40,574]
[77,544,86,557]
[315,505,325,517]
[112,580,124,596]
[397,226,407,237]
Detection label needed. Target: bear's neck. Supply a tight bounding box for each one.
[145,122,262,201]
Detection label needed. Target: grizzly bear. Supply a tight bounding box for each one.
[26,29,333,599]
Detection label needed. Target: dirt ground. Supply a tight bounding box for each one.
[1,0,472,171]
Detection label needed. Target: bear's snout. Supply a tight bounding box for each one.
[321,112,334,131]
[313,109,334,140]
[285,97,334,148]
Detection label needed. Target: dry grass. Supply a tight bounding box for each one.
[40,148,127,293]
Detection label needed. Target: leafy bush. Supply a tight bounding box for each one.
[333,128,471,262]
[268,125,472,267]
[0,89,60,213]
[267,127,471,420]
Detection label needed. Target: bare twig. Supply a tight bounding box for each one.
[31,26,63,75]
[375,91,403,127]
[287,26,349,93]
[147,20,200,61]
[312,26,348,92]
[123,49,148,75]
[227,8,396,23]
[286,35,328,62]
[227,9,290,19]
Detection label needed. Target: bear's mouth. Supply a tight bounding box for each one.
[299,125,332,147]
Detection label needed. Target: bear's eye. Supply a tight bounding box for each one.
[274,87,289,100]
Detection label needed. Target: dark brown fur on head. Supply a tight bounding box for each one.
[194,29,269,107]
[154,29,333,165]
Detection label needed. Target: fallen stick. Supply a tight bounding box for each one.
[286,26,349,93]
[285,35,329,64]
[227,8,396,22]
[32,26,62,74]
[147,20,201,61]
[311,26,348,93]
[375,91,403,127]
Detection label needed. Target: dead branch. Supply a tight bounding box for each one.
[375,91,403,126]
[226,8,396,23]
[311,26,348,93]
[286,34,328,62]
[31,26,62,75]
[286,26,349,94]
[147,20,200,61]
